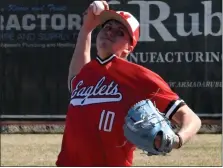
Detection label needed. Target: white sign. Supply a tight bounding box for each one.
[109,0,222,41]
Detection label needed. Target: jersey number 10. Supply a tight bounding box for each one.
[99,110,115,132]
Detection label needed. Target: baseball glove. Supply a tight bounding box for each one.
[123,99,177,156]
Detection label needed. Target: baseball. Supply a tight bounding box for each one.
[92,1,105,15]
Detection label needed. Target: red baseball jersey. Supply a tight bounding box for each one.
[56,55,185,166]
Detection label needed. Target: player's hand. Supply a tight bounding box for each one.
[82,1,109,32]
[155,133,180,149]
[154,134,162,149]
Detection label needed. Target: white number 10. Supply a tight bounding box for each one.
[99,110,115,132]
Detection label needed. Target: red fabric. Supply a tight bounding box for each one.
[56,56,179,166]
[138,66,179,113]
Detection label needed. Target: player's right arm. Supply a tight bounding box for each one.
[68,1,109,91]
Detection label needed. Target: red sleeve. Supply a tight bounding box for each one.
[139,68,185,119]
[69,61,95,93]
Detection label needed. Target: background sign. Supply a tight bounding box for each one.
[0,0,222,119]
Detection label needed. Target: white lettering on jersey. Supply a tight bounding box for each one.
[70,77,122,106]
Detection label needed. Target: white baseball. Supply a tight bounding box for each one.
[92,1,105,15]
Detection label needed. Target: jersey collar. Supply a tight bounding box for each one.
[96,54,116,65]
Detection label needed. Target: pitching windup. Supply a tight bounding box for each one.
[56,0,201,166]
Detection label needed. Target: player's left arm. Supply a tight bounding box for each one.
[171,104,201,149]
[140,68,201,149]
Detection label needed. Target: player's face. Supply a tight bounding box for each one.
[96,20,133,58]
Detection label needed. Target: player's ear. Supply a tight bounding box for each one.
[128,45,133,52]
[120,45,133,58]
[120,50,129,59]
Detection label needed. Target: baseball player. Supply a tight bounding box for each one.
[56,1,201,166]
